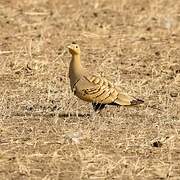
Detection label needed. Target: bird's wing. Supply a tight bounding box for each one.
[74,75,119,104]
[74,75,144,106]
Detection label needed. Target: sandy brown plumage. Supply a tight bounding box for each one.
[68,43,144,111]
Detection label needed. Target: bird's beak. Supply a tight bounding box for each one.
[67,45,72,50]
[67,45,74,54]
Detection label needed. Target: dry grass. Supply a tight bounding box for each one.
[0,0,180,179]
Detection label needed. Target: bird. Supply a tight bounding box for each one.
[67,42,144,112]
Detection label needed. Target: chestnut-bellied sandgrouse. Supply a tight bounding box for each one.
[68,43,144,111]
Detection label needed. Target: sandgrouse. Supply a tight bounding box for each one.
[68,43,144,111]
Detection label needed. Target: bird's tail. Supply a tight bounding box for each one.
[113,93,144,106]
[130,98,144,105]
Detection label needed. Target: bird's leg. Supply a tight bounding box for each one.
[92,103,106,112]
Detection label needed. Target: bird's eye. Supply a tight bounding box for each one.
[76,46,78,48]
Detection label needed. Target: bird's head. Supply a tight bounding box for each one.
[67,43,80,55]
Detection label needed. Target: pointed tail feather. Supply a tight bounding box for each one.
[113,93,144,106]
[130,98,144,105]
[109,98,144,106]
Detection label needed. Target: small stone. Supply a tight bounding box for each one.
[152,140,163,147]
[170,92,178,97]
[139,37,146,41]
[146,27,151,31]
[93,12,98,17]
[170,63,180,73]
[155,51,160,56]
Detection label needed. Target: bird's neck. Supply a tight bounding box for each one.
[69,54,83,85]
[71,54,82,70]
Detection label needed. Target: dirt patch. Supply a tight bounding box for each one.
[0,0,180,179]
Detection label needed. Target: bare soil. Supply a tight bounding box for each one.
[0,0,180,179]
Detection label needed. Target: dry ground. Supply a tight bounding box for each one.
[0,0,180,179]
